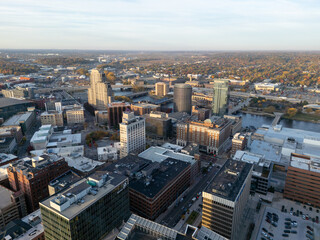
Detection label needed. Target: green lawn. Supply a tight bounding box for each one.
[284,113,320,122]
[186,211,199,225]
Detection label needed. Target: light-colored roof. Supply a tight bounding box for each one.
[3,111,33,126]
[0,186,13,209]
[138,146,196,165]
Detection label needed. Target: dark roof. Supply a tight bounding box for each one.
[0,137,15,147]
[207,159,252,202]
[130,158,190,199]
[0,219,32,239]
[103,154,150,177]
[0,98,32,108]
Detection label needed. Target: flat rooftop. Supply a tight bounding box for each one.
[138,146,196,165]
[290,154,320,173]
[130,158,190,199]
[206,159,252,202]
[256,124,320,145]
[0,186,14,209]
[249,140,282,163]
[16,209,43,240]
[40,172,127,220]
[3,111,33,126]
[103,154,150,177]
[0,98,31,108]
[64,156,104,173]
[0,153,17,165]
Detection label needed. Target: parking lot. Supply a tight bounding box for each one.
[256,206,319,240]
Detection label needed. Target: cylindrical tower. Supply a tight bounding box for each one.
[174,84,192,114]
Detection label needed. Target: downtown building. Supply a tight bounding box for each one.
[212,79,229,116]
[176,117,232,154]
[116,213,227,240]
[284,153,320,208]
[107,102,131,128]
[40,171,130,240]
[174,84,192,114]
[143,111,173,139]
[202,159,252,240]
[155,82,168,97]
[120,112,146,158]
[0,185,27,228]
[88,69,113,110]
[7,155,69,213]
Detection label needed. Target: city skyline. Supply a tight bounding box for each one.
[1,0,320,51]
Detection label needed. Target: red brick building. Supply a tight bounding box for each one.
[129,159,191,220]
[7,155,69,213]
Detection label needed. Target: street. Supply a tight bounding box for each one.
[159,164,222,228]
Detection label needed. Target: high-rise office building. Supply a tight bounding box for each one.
[40,171,130,240]
[155,82,168,97]
[7,155,69,213]
[120,112,145,158]
[202,159,252,240]
[107,102,131,128]
[88,69,113,110]
[174,84,192,114]
[212,79,229,116]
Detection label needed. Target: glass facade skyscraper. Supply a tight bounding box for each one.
[212,79,229,116]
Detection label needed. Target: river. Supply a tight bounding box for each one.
[236,112,320,133]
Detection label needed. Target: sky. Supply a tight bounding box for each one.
[0,0,320,51]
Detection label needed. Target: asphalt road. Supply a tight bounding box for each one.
[17,117,41,158]
[161,165,221,228]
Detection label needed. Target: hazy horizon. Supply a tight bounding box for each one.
[1,0,320,51]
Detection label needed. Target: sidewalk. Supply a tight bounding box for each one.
[155,174,203,224]
[174,196,203,232]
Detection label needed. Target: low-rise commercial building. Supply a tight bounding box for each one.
[0,125,23,144]
[0,98,34,121]
[131,103,160,116]
[139,146,200,183]
[0,153,18,167]
[3,110,35,134]
[231,132,248,156]
[233,151,272,195]
[66,107,85,124]
[202,159,252,240]
[40,111,64,126]
[0,209,44,240]
[0,137,17,154]
[255,82,280,91]
[97,142,121,161]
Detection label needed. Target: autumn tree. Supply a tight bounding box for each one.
[264,106,276,114]
[286,108,298,118]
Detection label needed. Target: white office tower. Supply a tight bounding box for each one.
[120,112,146,158]
[155,82,168,97]
[88,69,113,110]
